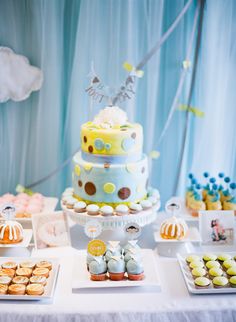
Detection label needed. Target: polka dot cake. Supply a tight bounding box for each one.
[69,106,159,206]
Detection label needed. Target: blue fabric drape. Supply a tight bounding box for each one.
[0,0,235,206]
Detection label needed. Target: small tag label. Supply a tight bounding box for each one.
[124,223,141,239]
[84,220,102,238]
[108,241,120,249]
[87,239,106,256]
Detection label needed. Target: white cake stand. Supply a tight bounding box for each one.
[62,201,160,242]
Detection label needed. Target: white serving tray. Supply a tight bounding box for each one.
[177,252,236,294]
[72,249,161,290]
[0,257,60,300]
[154,227,201,243]
[15,197,58,222]
[0,229,32,248]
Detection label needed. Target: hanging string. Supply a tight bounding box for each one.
[156,0,201,146]
[23,0,194,190]
[174,0,205,194]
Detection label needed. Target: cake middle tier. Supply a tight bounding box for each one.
[72,152,148,205]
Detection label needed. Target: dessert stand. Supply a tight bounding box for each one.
[154,199,201,257]
[62,197,160,242]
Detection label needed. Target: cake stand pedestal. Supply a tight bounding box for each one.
[62,201,160,243]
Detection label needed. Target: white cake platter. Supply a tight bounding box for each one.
[11,197,58,223]
[62,200,160,230]
[72,249,161,290]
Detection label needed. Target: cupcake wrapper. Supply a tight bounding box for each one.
[128,272,144,281]
[109,272,125,281]
[90,273,107,281]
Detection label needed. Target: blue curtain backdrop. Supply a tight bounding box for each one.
[0,0,236,206]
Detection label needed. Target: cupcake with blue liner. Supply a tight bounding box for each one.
[86,253,103,270]
[126,256,144,281]
[89,257,107,281]
[108,256,125,281]
[124,240,140,255]
[106,241,122,253]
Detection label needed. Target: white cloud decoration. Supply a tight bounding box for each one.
[0,47,43,103]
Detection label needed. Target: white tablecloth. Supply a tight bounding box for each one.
[0,216,235,322]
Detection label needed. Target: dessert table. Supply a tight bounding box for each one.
[0,216,235,322]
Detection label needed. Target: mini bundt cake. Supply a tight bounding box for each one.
[160,216,188,240]
[0,220,23,244]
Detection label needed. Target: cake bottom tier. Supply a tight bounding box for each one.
[72,152,148,205]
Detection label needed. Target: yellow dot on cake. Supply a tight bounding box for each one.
[74,165,81,176]
[84,163,93,172]
[103,183,116,194]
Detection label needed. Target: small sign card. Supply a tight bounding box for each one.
[199,210,235,245]
[32,211,71,249]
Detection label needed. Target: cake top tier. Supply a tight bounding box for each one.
[81,106,143,161]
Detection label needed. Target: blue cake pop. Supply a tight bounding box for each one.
[209,177,216,184]
[218,172,225,178]
[188,173,194,179]
[203,172,209,178]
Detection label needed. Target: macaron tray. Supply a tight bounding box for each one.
[177,253,236,294]
[72,249,161,289]
[0,257,60,300]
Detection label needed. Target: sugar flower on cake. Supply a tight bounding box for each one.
[93,106,128,128]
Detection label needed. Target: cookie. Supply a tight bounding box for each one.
[0,276,12,285]
[16,268,32,278]
[29,276,47,286]
[19,261,36,270]
[12,276,29,285]
[36,261,52,271]
[0,268,15,278]
[26,283,44,296]
[1,261,17,270]
[32,268,49,278]
[0,284,8,294]
[8,284,26,295]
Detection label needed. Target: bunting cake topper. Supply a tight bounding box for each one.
[85,61,143,105]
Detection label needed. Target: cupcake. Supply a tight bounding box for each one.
[186,255,201,264]
[191,268,207,279]
[188,193,206,217]
[208,267,224,279]
[74,201,87,213]
[189,261,204,270]
[100,205,114,217]
[206,260,221,270]
[129,203,142,214]
[126,258,144,281]
[66,197,77,209]
[194,277,211,289]
[206,192,222,210]
[105,247,121,262]
[115,205,129,216]
[222,260,236,271]
[229,276,236,288]
[86,204,100,216]
[140,199,152,210]
[223,196,236,212]
[89,257,107,281]
[217,254,232,264]
[226,266,236,278]
[86,253,102,270]
[212,276,229,288]
[202,254,217,262]
[106,241,122,253]
[124,248,141,263]
[124,240,140,255]
[108,256,125,281]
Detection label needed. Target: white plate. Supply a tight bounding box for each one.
[72,249,161,290]
[154,227,201,243]
[177,252,236,294]
[15,197,58,222]
[0,229,32,248]
[0,257,60,300]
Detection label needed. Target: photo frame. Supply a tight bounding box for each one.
[199,210,235,245]
[32,211,71,250]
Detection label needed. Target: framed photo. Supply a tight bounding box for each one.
[199,210,235,245]
[32,211,71,250]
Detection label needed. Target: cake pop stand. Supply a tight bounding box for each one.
[62,200,161,242]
